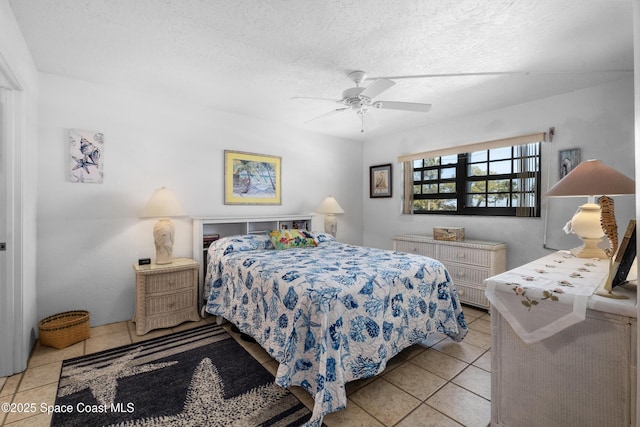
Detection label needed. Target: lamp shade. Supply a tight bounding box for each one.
[544,159,635,197]
[316,196,345,215]
[139,187,187,218]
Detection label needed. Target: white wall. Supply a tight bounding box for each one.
[363,77,635,270]
[36,73,363,327]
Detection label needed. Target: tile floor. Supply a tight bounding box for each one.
[0,305,491,427]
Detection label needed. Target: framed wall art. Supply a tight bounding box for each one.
[559,148,580,178]
[370,163,392,198]
[224,150,281,205]
[69,129,104,183]
[612,219,636,287]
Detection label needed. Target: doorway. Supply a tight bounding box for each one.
[0,59,26,377]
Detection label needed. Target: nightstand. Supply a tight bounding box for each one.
[132,258,200,335]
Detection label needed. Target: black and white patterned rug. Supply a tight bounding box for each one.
[51,323,315,426]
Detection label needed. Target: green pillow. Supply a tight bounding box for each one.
[268,229,317,250]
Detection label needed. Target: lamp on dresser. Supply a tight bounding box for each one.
[139,187,187,264]
[316,196,344,237]
[544,159,635,259]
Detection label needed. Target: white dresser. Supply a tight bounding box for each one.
[392,234,506,309]
[486,253,637,427]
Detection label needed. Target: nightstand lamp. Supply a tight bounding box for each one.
[316,196,344,237]
[544,159,635,259]
[140,187,187,265]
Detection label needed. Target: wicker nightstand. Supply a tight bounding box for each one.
[133,258,200,335]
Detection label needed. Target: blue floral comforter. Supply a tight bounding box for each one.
[204,233,467,426]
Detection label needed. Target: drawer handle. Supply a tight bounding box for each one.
[412,247,418,253]
[168,302,176,309]
[457,271,465,278]
[168,280,176,287]
[457,252,466,259]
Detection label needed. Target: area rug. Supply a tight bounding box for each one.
[51,323,315,426]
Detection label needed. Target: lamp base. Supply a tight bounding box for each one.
[569,238,607,259]
[324,214,338,237]
[153,218,175,265]
[568,203,607,259]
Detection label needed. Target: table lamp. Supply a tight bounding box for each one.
[316,196,345,237]
[139,187,187,264]
[544,159,635,259]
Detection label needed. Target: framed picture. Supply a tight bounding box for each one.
[559,148,581,178]
[612,219,636,287]
[224,150,281,205]
[370,163,392,198]
[69,129,104,183]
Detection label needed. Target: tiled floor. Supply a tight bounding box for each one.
[0,306,491,427]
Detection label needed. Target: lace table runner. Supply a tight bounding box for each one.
[485,251,608,344]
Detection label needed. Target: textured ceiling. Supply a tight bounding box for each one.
[8,0,634,141]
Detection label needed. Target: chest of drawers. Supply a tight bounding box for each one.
[393,234,506,309]
[133,258,200,335]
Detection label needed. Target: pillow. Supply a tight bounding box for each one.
[209,234,273,256]
[311,232,336,244]
[268,229,317,250]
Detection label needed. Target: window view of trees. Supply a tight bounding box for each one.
[411,143,541,216]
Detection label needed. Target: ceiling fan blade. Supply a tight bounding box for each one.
[366,70,633,80]
[291,96,342,103]
[305,107,350,124]
[374,101,432,112]
[359,78,395,99]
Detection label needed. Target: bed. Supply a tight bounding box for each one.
[204,230,468,426]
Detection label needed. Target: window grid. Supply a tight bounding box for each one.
[411,143,541,216]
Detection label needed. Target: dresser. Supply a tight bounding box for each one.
[132,258,200,335]
[393,234,506,309]
[486,253,637,427]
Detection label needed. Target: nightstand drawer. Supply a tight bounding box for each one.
[145,270,195,294]
[146,289,195,315]
[439,245,492,267]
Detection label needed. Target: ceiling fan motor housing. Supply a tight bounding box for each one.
[342,87,370,108]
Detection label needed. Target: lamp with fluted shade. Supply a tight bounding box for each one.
[316,196,344,237]
[139,187,187,265]
[544,159,635,260]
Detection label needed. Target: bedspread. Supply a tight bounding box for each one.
[204,233,467,426]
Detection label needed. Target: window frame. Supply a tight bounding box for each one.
[411,142,542,217]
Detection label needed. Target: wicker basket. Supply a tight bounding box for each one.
[38,310,90,349]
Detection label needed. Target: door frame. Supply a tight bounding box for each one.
[0,52,26,377]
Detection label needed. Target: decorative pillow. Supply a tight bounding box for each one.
[208,234,273,256]
[311,232,336,244]
[268,229,317,250]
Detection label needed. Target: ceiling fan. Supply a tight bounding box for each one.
[293,68,632,133]
[292,70,432,133]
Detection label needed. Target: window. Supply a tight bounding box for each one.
[410,142,541,216]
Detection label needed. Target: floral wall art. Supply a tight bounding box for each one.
[69,129,104,183]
